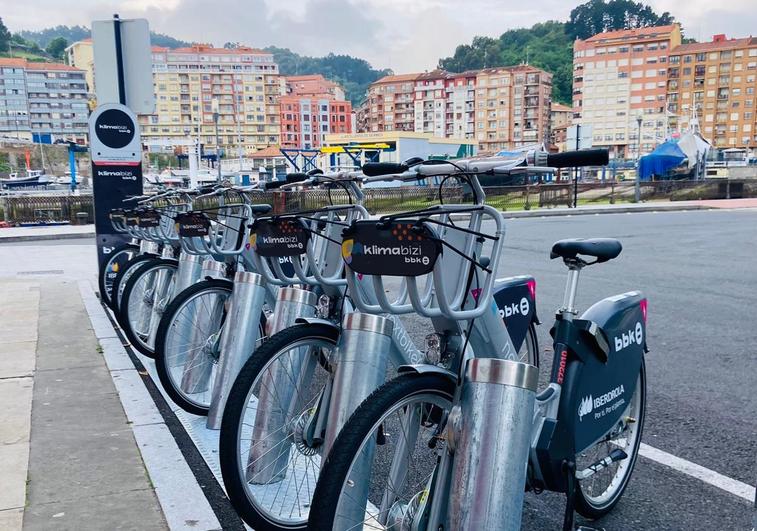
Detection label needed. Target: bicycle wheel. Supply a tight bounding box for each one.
[154,278,233,415]
[109,253,155,314]
[574,357,646,518]
[308,372,455,531]
[99,243,138,307]
[219,323,340,530]
[119,258,178,358]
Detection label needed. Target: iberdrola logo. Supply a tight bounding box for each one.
[341,238,354,264]
[249,233,257,250]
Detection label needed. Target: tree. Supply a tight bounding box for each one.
[566,0,674,40]
[45,37,68,60]
[0,18,10,53]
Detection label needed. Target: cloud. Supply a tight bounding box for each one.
[2,0,757,73]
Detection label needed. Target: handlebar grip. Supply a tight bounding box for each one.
[362,162,409,177]
[547,149,609,168]
[286,173,309,183]
[264,180,287,190]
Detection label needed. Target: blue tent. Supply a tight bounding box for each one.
[638,141,686,180]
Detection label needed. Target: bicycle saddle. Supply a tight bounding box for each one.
[550,238,622,263]
[250,204,273,215]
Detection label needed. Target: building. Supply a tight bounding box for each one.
[279,74,352,149]
[364,73,420,133]
[361,66,552,152]
[475,65,553,153]
[65,39,95,100]
[667,35,757,149]
[550,102,573,151]
[139,45,283,155]
[285,74,345,100]
[573,24,682,158]
[0,58,89,143]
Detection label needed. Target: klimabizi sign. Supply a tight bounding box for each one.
[89,103,144,280]
[341,220,441,277]
[176,212,211,237]
[250,219,310,257]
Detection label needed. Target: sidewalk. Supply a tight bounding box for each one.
[0,278,167,530]
[0,224,95,243]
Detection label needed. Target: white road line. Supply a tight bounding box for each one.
[639,443,756,503]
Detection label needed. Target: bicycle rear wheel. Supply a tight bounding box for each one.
[574,357,646,518]
[308,372,455,531]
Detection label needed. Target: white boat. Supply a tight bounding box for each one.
[0,170,53,189]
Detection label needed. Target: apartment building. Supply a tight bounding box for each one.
[140,45,283,154]
[573,24,682,158]
[361,65,551,151]
[667,35,757,149]
[65,39,95,98]
[0,58,89,143]
[364,73,419,133]
[550,102,572,151]
[279,74,352,149]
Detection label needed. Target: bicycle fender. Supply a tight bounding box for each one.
[397,364,458,384]
[294,317,339,331]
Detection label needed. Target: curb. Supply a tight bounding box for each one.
[501,203,709,218]
[0,230,95,243]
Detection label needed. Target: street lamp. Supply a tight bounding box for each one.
[635,114,643,203]
[211,98,222,183]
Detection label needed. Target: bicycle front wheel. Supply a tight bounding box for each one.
[220,323,340,530]
[99,243,138,307]
[119,258,177,358]
[308,372,455,531]
[154,278,234,415]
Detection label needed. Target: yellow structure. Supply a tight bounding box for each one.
[65,39,95,103]
[324,131,477,164]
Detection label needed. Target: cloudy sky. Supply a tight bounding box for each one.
[2,0,756,72]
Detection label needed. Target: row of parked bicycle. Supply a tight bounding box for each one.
[101,147,648,531]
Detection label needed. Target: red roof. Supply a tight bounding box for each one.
[583,24,679,43]
[249,146,284,158]
[0,58,82,71]
[374,73,421,84]
[671,37,757,54]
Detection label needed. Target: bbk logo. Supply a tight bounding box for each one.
[578,395,593,421]
[614,322,643,352]
[498,297,530,319]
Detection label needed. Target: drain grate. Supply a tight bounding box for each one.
[18,270,65,276]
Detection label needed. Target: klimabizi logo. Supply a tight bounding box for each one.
[614,322,643,352]
[497,297,530,319]
[578,384,625,421]
[353,242,430,266]
[260,235,302,248]
[99,170,137,180]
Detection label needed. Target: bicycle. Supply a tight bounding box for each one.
[308,148,647,531]
[218,162,541,530]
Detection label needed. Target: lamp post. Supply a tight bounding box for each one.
[212,98,222,183]
[635,115,642,203]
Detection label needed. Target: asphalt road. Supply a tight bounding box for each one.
[2,211,754,530]
[479,209,756,530]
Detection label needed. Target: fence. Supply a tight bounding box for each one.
[2,179,756,224]
[0,194,94,224]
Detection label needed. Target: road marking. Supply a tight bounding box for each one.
[640,443,755,503]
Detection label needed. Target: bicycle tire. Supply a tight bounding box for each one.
[220,323,340,531]
[99,243,139,307]
[574,357,646,518]
[109,253,155,314]
[307,372,455,531]
[119,257,178,358]
[154,278,234,415]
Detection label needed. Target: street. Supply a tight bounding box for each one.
[1,208,755,530]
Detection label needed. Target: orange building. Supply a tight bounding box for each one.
[573,24,682,158]
[279,75,352,149]
[667,35,757,149]
[550,102,573,151]
[364,73,420,133]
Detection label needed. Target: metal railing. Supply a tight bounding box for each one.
[2,179,755,224]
